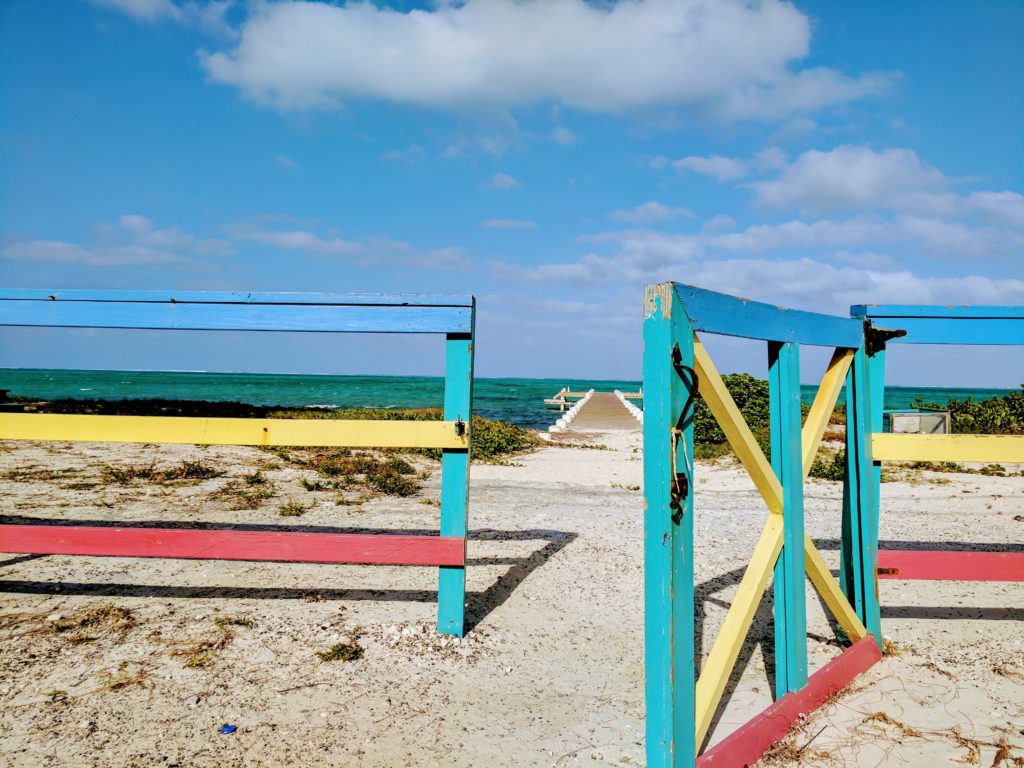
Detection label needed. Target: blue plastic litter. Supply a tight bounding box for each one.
[219,724,237,735]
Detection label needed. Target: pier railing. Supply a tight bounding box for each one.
[0,289,476,636]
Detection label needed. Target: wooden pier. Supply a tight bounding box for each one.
[545,386,642,413]
[547,391,641,432]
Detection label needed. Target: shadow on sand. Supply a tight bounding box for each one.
[0,518,578,634]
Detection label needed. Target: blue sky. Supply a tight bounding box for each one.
[1,0,1022,385]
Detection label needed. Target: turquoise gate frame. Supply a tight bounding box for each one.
[852,303,1024,586]
[643,284,882,767]
[0,290,475,637]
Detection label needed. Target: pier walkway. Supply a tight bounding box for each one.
[561,392,639,432]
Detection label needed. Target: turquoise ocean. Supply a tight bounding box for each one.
[0,369,1015,430]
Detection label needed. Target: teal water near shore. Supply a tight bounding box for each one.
[0,368,1015,430]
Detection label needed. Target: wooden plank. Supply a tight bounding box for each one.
[0,525,466,567]
[437,330,475,637]
[0,413,468,449]
[769,341,807,696]
[695,515,783,746]
[643,283,696,768]
[852,304,1024,319]
[675,283,863,348]
[841,347,882,644]
[802,349,854,480]
[863,317,1020,345]
[851,305,1022,344]
[871,433,1024,463]
[693,337,783,514]
[0,300,472,334]
[697,636,881,766]
[877,551,1024,581]
[864,349,885,643]
[0,289,474,307]
[803,535,867,642]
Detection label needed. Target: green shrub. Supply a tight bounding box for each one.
[809,449,846,481]
[692,373,770,444]
[914,385,1024,435]
[367,467,419,497]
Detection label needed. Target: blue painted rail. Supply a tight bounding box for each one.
[0,290,476,636]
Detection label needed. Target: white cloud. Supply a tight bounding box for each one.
[90,0,182,22]
[380,144,426,163]
[968,191,1024,228]
[672,154,748,181]
[483,219,536,230]
[496,241,1024,311]
[749,145,947,213]
[550,126,576,146]
[90,0,237,36]
[365,237,470,272]
[610,201,694,224]
[275,153,300,170]
[201,0,890,119]
[231,225,362,255]
[2,214,232,266]
[753,146,788,171]
[713,67,896,121]
[701,214,738,233]
[488,173,521,190]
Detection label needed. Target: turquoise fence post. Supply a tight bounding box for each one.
[769,341,808,696]
[840,356,865,623]
[861,345,884,645]
[643,284,696,768]
[437,305,475,637]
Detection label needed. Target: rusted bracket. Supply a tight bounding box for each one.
[863,321,906,356]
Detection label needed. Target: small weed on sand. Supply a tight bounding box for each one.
[278,500,308,517]
[863,712,923,738]
[101,460,222,485]
[46,688,68,704]
[211,475,278,509]
[49,604,137,644]
[100,661,149,692]
[317,628,364,662]
[174,615,254,668]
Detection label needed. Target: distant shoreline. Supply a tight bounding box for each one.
[0,368,1018,431]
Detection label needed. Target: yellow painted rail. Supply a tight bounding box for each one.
[695,515,784,744]
[872,433,1024,463]
[0,413,468,449]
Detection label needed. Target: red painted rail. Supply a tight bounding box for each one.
[0,525,466,567]
[877,550,1024,581]
[697,636,882,767]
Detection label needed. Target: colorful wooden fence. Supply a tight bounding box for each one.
[0,290,476,636]
[851,304,1024,585]
[643,283,883,767]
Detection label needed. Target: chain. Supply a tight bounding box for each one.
[669,343,698,525]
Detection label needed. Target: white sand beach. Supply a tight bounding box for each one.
[1,425,1022,767]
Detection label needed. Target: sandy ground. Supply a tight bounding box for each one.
[0,428,1022,767]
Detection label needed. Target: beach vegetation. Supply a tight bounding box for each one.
[100,459,223,485]
[2,466,79,482]
[100,661,150,692]
[212,476,278,509]
[317,629,364,662]
[48,604,137,644]
[914,385,1024,435]
[174,616,252,668]
[278,500,308,517]
[808,449,846,481]
[301,477,326,491]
